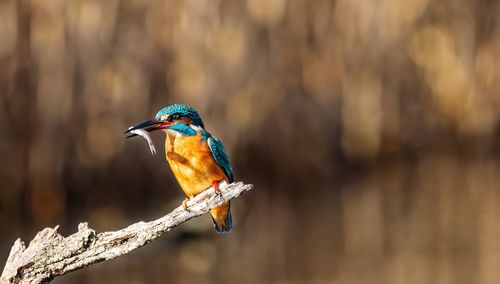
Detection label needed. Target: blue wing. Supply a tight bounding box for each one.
[207,134,234,183]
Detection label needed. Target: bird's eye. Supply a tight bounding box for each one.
[166,114,181,122]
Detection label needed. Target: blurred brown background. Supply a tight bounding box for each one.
[1,0,500,283]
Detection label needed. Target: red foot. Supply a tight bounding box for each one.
[213,181,221,194]
[182,198,190,211]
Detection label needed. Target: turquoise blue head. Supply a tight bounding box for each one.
[155,104,204,128]
[124,104,204,135]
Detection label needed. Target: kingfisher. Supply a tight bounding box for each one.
[125,104,233,233]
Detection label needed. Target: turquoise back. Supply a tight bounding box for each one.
[207,134,234,183]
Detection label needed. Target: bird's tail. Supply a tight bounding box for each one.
[210,202,232,233]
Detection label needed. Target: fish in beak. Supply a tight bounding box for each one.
[124,119,172,155]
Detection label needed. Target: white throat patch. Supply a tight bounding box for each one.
[190,124,203,132]
[165,128,179,137]
[164,124,203,138]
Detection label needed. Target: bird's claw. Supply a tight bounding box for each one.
[213,181,221,196]
[182,198,190,211]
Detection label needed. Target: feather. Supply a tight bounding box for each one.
[207,135,234,182]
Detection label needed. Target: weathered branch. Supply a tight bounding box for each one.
[1,181,253,284]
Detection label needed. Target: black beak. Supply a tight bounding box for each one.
[124,119,168,138]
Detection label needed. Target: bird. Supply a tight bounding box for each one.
[125,104,234,233]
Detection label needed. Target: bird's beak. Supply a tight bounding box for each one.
[124,119,171,138]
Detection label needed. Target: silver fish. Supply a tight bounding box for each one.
[129,128,156,155]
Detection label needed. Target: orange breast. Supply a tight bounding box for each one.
[165,133,228,197]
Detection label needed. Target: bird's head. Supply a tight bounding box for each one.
[124,104,204,137]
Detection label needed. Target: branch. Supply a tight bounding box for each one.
[1,181,253,284]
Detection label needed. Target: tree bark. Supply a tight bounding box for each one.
[1,181,253,284]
